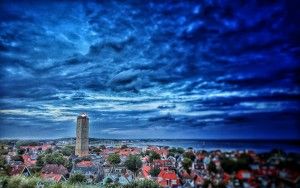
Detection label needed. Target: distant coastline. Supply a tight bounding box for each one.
[1,138,300,153]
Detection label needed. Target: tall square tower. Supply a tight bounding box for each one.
[75,113,89,157]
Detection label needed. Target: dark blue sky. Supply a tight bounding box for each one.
[0,0,299,139]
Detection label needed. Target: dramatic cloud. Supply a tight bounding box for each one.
[0,0,299,139]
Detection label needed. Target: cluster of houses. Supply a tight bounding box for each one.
[1,141,300,188]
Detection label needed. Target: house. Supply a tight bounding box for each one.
[119,147,141,157]
[22,154,37,167]
[20,144,52,152]
[41,164,68,176]
[41,144,52,151]
[142,156,149,164]
[41,173,66,183]
[157,170,180,187]
[167,156,176,167]
[180,170,204,187]
[258,165,278,177]
[249,164,260,171]
[236,170,253,180]
[118,173,133,185]
[194,159,204,170]
[9,161,31,176]
[41,164,68,183]
[203,156,211,168]
[223,173,231,184]
[90,154,103,164]
[279,169,300,187]
[153,159,174,170]
[147,146,169,159]
[71,160,104,183]
[102,173,133,186]
[142,165,151,179]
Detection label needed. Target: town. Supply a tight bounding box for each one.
[0,114,299,188]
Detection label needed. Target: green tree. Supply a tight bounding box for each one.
[236,153,252,170]
[7,176,22,188]
[0,176,9,188]
[125,155,142,178]
[16,141,39,147]
[19,176,40,188]
[182,157,192,173]
[45,148,53,154]
[0,155,9,176]
[168,147,185,157]
[124,179,160,188]
[203,180,212,188]
[0,155,6,168]
[168,152,175,157]
[221,157,236,173]
[149,151,160,163]
[93,147,102,154]
[36,155,45,168]
[208,161,217,173]
[17,148,26,155]
[183,152,196,161]
[168,148,175,157]
[168,147,177,153]
[235,159,250,171]
[69,173,86,184]
[44,152,67,166]
[176,147,185,154]
[149,168,160,177]
[61,146,74,156]
[0,145,8,155]
[108,153,121,165]
[108,153,121,172]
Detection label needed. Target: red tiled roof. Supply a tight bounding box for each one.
[180,170,203,185]
[22,155,36,167]
[119,149,140,156]
[142,166,151,179]
[41,164,68,176]
[41,173,63,182]
[20,144,52,151]
[181,170,196,179]
[195,175,204,185]
[148,146,169,156]
[157,170,179,187]
[41,144,52,151]
[158,170,177,180]
[154,159,172,167]
[76,160,94,167]
[10,164,26,176]
[196,154,205,160]
[223,173,231,183]
[258,166,278,176]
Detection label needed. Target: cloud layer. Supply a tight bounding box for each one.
[0,0,299,139]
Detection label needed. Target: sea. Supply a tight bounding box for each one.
[116,139,300,153]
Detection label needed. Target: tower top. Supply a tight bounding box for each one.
[81,113,87,117]
[78,113,88,119]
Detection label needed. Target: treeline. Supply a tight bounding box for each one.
[16,141,42,147]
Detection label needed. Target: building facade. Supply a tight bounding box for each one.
[75,113,89,157]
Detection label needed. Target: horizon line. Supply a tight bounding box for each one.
[1,137,300,141]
